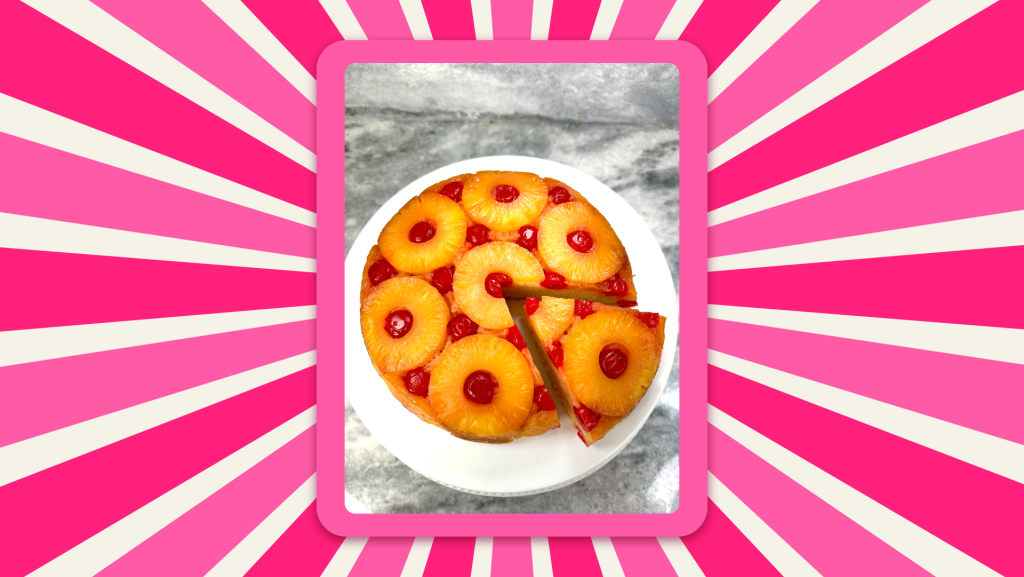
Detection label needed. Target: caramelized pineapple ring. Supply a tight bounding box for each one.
[379,192,467,274]
[360,277,450,373]
[462,171,549,232]
[538,201,626,283]
[453,242,544,329]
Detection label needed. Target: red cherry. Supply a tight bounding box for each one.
[384,309,413,339]
[577,430,589,445]
[547,343,564,368]
[430,266,455,293]
[533,386,556,411]
[408,221,436,243]
[548,186,571,205]
[525,297,541,316]
[467,224,490,246]
[599,345,628,379]
[463,370,498,404]
[541,270,567,290]
[639,312,659,327]
[485,272,513,298]
[574,403,601,431]
[574,300,594,319]
[403,368,429,397]
[604,276,629,296]
[494,184,519,203]
[439,181,463,203]
[518,225,538,250]
[447,314,479,342]
[617,300,639,308]
[507,325,527,350]
[566,230,594,253]
[368,259,397,286]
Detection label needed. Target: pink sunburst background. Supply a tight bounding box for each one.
[1,0,1021,576]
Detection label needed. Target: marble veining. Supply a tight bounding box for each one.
[344,64,681,513]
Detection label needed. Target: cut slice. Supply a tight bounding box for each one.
[525,296,574,346]
[360,276,450,373]
[462,171,549,232]
[453,241,544,329]
[537,201,626,283]
[379,192,467,274]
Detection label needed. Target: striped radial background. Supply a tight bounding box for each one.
[0,0,1021,575]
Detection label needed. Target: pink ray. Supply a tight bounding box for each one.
[0,320,314,448]
[423,537,475,576]
[549,537,601,576]
[610,538,678,576]
[245,499,344,577]
[710,130,1024,258]
[91,0,316,151]
[242,0,342,78]
[348,538,416,577]
[421,0,475,40]
[490,0,532,40]
[346,0,413,40]
[0,133,314,259]
[0,2,315,211]
[709,246,1024,330]
[709,0,1024,211]
[97,427,317,576]
[710,319,1024,445]
[548,0,602,40]
[0,367,315,577]
[710,424,929,576]
[680,0,781,75]
[608,0,677,40]
[710,366,1024,577]
[709,0,928,150]
[682,500,783,577]
[0,249,314,332]
[491,537,532,577]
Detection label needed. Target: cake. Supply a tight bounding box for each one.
[359,170,664,445]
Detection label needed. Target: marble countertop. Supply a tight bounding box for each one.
[343,64,681,513]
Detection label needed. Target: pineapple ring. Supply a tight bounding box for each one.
[428,335,534,438]
[462,171,549,232]
[538,201,626,283]
[529,297,575,346]
[453,242,544,329]
[379,192,467,274]
[360,277,450,373]
[563,309,660,417]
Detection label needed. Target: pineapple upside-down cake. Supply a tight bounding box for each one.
[360,171,666,445]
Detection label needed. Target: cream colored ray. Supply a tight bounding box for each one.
[320,0,368,40]
[0,352,315,487]
[400,537,434,577]
[591,537,626,576]
[709,0,1000,170]
[0,93,316,227]
[202,0,317,104]
[709,305,1024,366]
[655,0,703,41]
[398,0,432,40]
[469,537,493,577]
[470,0,493,40]
[0,306,316,368]
[531,537,554,577]
[709,472,822,576]
[322,536,370,577]
[709,90,1024,225]
[709,351,1024,484]
[24,0,315,171]
[709,405,1001,577]
[29,407,317,577]
[207,473,318,577]
[531,0,554,40]
[590,0,625,40]
[708,0,820,103]
[656,537,705,576]
[709,209,1024,271]
[0,212,315,272]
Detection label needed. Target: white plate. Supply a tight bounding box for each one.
[345,156,679,496]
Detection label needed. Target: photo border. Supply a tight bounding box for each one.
[316,40,707,536]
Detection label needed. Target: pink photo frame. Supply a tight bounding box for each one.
[316,40,707,536]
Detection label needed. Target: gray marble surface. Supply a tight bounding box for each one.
[344,64,681,513]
